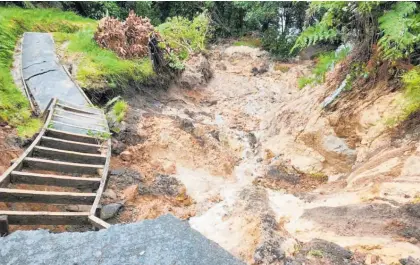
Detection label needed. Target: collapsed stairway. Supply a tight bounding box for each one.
[0,98,111,235]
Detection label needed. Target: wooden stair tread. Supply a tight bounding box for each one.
[56,102,103,116]
[23,157,103,175]
[24,157,103,168]
[0,188,96,205]
[33,146,107,164]
[11,171,101,188]
[0,211,91,225]
[46,128,106,144]
[53,114,106,128]
[40,136,102,154]
[50,120,109,134]
[54,108,106,122]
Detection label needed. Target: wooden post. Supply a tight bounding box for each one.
[93,205,102,231]
[0,215,9,237]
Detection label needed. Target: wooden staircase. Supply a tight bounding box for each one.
[0,98,111,235]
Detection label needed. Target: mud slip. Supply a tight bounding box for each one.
[108,44,420,265]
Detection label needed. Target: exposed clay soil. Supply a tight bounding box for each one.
[101,43,420,265]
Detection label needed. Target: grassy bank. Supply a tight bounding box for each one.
[0,7,93,136]
[53,30,154,92]
[0,7,154,137]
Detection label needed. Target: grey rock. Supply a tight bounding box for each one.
[404,203,420,218]
[322,134,356,158]
[109,168,143,189]
[0,215,244,265]
[400,256,420,265]
[398,225,420,241]
[266,166,300,185]
[299,239,353,264]
[179,118,195,133]
[138,174,184,197]
[111,139,126,155]
[254,239,285,264]
[100,203,123,220]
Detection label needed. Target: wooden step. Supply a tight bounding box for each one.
[33,146,107,164]
[55,108,106,123]
[23,157,103,175]
[40,136,102,154]
[53,114,106,130]
[0,188,96,205]
[50,120,110,136]
[56,102,103,116]
[46,128,104,144]
[10,171,101,189]
[0,211,90,225]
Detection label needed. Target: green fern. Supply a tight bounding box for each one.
[378,2,419,61]
[298,47,350,89]
[292,12,338,53]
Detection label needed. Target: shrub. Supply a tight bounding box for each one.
[157,12,210,69]
[112,99,128,122]
[94,10,154,58]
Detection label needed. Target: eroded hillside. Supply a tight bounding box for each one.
[97,43,420,265]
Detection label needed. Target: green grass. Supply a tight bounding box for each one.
[385,67,420,126]
[298,47,350,89]
[54,30,154,91]
[112,99,128,122]
[0,7,154,137]
[233,37,262,48]
[0,7,93,136]
[308,249,324,258]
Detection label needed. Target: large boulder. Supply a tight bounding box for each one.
[178,54,213,89]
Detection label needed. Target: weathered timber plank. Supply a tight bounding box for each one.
[0,211,90,225]
[46,128,103,144]
[54,108,105,123]
[40,136,102,154]
[56,102,103,116]
[90,139,112,216]
[10,171,101,189]
[88,215,110,229]
[53,114,106,131]
[0,188,96,205]
[50,121,109,136]
[33,146,107,164]
[23,157,103,175]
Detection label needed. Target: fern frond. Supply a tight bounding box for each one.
[291,11,339,53]
[378,2,418,61]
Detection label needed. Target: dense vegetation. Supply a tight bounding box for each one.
[2,1,420,137]
[291,2,420,122]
